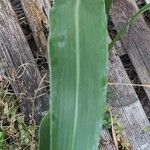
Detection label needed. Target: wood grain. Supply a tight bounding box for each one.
[20,0,49,59]
[108,49,150,150]
[100,129,116,150]
[0,0,49,124]
[110,0,150,102]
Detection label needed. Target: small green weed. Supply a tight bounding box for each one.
[0,130,5,149]
[0,82,37,149]
[144,126,150,132]
[113,116,131,150]
[103,105,111,129]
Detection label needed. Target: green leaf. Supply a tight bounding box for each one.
[39,0,108,150]
[109,3,150,50]
[39,112,50,150]
[105,0,112,14]
[0,131,5,149]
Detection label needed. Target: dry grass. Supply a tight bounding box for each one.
[0,74,38,150]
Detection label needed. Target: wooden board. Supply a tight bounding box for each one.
[113,41,127,56]
[36,0,51,16]
[0,0,49,124]
[100,129,116,150]
[110,0,150,102]
[20,0,49,59]
[108,50,150,150]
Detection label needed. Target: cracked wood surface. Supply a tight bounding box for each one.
[0,0,49,124]
[110,0,150,103]
[99,36,150,150]
[100,129,116,150]
[20,0,49,59]
[108,49,150,150]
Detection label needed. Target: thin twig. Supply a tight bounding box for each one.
[108,105,119,150]
[108,82,150,88]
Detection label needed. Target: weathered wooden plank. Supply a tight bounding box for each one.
[0,0,49,124]
[110,0,150,102]
[20,0,49,58]
[113,40,127,56]
[36,0,51,16]
[100,129,117,150]
[108,50,150,150]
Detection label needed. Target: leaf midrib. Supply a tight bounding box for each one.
[71,0,80,149]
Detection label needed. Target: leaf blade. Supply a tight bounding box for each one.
[39,112,50,150]
[40,0,108,150]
